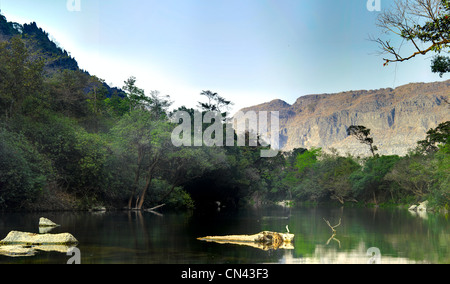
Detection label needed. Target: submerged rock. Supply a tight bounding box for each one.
[0,245,36,257]
[0,231,78,245]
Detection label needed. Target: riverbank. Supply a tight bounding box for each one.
[274,200,449,215]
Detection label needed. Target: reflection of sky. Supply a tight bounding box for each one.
[2,0,448,113]
[278,242,420,264]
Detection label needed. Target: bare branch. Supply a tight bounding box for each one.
[323,218,342,233]
[384,39,450,63]
[373,0,449,65]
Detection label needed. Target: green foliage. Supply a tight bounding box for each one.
[46,69,90,118]
[0,128,49,209]
[379,0,450,75]
[428,143,450,208]
[431,55,450,77]
[291,153,360,204]
[295,148,322,174]
[0,36,45,119]
[347,125,378,157]
[350,155,400,203]
[417,121,450,154]
[385,154,435,199]
[123,76,149,112]
[0,14,20,36]
[0,14,448,211]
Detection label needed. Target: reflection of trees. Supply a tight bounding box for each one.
[127,210,151,255]
[287,207,449,264]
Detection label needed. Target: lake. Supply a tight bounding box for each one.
[0,207,448,264]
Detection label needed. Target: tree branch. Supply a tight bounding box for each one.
[323,218,342,233]
[383,39,450,64]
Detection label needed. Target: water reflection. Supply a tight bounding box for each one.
[278,242,421,264]
[0,207,448,264]
[323,218,342,248]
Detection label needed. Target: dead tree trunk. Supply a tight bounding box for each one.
[128,147,145,209]
[136,155,160,210]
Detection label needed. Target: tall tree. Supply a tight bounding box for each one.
[0,36,44,119]
[198,90,233,116]
[123,76,149,112]
[347,125,378,157]
[417,121,450,153]
[111,109,173,209]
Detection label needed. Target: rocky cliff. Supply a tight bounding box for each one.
[237,80,450,157]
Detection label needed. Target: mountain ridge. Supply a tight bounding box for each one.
[0,12,126,99]
[238,80,450,156]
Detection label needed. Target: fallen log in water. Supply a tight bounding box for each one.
[198,231,295,250]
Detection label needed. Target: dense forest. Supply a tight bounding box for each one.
[0,14,449,212]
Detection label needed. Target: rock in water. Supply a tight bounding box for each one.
[39,217,59,227]
[0,231,78,245]
[408,205,418,211]
[417,201,429,212]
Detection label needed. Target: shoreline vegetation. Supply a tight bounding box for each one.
[0,14,449,214]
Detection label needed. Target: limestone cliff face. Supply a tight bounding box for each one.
[237,80,450,157]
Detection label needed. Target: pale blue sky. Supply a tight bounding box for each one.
[1,0,447,113]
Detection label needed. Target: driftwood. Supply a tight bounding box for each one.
[323,218,341,233]
[143,204,166,216]
[148,204,166,211]
[198,231,295,251]
[323,218,341,248]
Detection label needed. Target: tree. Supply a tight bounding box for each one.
[324,156,361,204]
[111,109,172,209]
[295,148,322,174]
[85,76,109,132]
[385,154,435,198]
[373,0,450,76]
[147,90,172,120]
[156,145,227,204]
[0,36,45,119]
[0,129,49,209]
[46,69,90,118]
[198,90,233,116]
[0,13,20,37]
[417,121,450,153]
[431,55,450,77]
[350,155,401,205]
[347,125,378,157]
[123,76,149,112]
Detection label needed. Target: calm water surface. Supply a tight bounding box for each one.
[0,207,448,264]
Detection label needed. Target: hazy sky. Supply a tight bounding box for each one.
[1,0,447,113]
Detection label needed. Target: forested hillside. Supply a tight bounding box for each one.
[0,14,448,212]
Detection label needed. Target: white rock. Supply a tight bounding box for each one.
[0,231,78,245]
[408,205,418,211]
[417,201,429,211]
[39,217,59,227]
